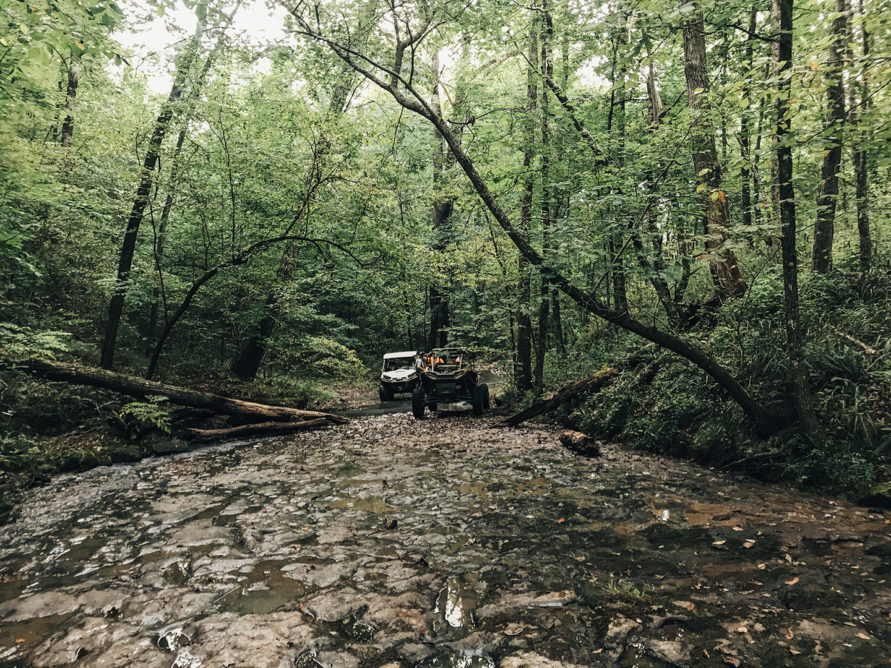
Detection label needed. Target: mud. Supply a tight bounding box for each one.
[0,413,889,666]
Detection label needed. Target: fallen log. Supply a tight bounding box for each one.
[558,430,600,457]
[502,366,617,427]
[2,357,348,425]
[181,419,330,443]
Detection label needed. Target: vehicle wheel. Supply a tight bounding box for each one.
[412,386,426,419]
[481,384,490,410]
[379,384,389,402]
[471,385,484,416]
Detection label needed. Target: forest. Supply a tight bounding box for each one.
[1,0,890,506]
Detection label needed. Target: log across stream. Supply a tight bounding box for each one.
[0,413,889,666]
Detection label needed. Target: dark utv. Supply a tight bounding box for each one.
[379,351,420,401]
[412,348,490,418]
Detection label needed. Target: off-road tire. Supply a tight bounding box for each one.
[412,386,426,419]
[379,384,390,402]
[471,385,485,416]
[481,384,490,410]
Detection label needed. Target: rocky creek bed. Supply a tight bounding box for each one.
[0,412,889,667]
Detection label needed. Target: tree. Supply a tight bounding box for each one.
[99,9,207,369]
[679,0,747,299]
[772,0,819,433]
[290,0,783,435]
[811,0,848,273]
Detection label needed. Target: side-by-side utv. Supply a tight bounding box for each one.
[412,348,489,418]
[379,351,420,401]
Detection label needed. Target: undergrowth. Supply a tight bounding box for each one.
[550,259,891,502]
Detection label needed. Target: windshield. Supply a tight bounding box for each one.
[384,358,413,371]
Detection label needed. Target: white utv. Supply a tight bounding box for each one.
[379,351,420,401]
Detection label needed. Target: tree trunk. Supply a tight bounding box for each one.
[428,50,453,350]
[516,19,538,392]
[680,0,747,299]
[607,18,629,317]
[148,33,230,354]
[851,0,871,270]
[59,59,79,147]
[100,16,205,370]
[739,8,757,235]
[534,0,554,392]
[772,0,819,434]
[182,419,331,443]
[503,366,617,426]
[811,0,848,273]
[4,357,347,424]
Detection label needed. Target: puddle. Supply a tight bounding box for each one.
[214,560,310,614]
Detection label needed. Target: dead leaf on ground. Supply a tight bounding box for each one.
[743,540,755,548]
[757,563,767,570]
[785,576,799,585]
[732,526,743,532]
[785,627,794,639]
[557,517,565,524]
[713,539,727,546]
[856,632,870,640]
[737,625,748,633]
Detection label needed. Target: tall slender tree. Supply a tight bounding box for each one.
[100,10,207,369]
[516,15,539,392]
[772,0,819,433]
[811,0,848,273]
[679,0,747,298]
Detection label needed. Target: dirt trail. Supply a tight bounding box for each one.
[0,413,889,667]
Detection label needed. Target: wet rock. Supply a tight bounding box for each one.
[434,576,479,631]
[157,624,193,652]
[0,591,80,621]
[857,482,891,509]
[329,606,376,642]
[163,559,192,585]
[558,430,600,457]
[501,651,585,667]
[172,647,203,668]
[145,435,190,455]
[604,615,639,647]
[294,649,324,667]
[415,648,496,668]
[646,639,690,665]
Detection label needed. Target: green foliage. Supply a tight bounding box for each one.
[117,395,171,435]
[290,337,368,380]
[0,0,888,502]
[0,324,73,359]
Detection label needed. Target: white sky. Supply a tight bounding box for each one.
[112,0,289,94]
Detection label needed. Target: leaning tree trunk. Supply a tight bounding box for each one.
[100,15,205,370]
[811,0,847,274]
[148,25,233,353]
[680,0,747,299]
[772,0,819,434]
